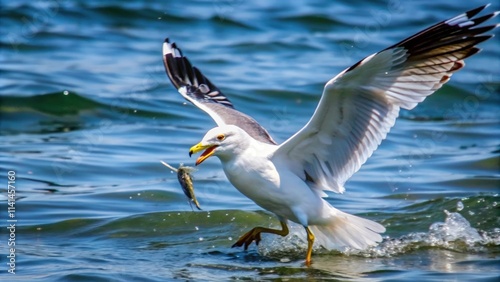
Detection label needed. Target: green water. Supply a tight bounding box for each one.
[1,0,499,281]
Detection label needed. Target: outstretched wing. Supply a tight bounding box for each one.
[163,39,276,144]
[274,5,498,193]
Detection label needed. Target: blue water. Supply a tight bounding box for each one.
[1,0,499,281]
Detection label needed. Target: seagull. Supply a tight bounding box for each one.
[162,5,498,265]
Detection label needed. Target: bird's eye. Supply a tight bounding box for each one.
[216,134,225,141]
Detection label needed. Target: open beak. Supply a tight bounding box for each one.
[189,143,218,166]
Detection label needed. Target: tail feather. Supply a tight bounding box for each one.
[310,208,385,250]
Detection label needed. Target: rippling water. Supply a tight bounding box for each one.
[1,0,499,281]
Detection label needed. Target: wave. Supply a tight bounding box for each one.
[259,207,499,260]
[1,91,101,115]
[0,91,180,118]
[17,196,499,257]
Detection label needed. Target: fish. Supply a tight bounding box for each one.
[161,160,201,210]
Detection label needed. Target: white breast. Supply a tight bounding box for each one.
[221,147,326,225]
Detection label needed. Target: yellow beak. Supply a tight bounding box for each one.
[189,143,218,166]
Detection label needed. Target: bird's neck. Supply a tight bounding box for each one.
[220,138,276,166]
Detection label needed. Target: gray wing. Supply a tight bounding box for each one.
[162,38,276,145]
[274,5,498,194]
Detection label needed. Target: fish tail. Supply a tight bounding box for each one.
[192,198,202,210]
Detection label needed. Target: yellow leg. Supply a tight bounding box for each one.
[232,221,289,250]
[305,227,315,266]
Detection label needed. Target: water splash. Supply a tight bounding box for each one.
[258,224,314,260]
[362,210,499,257]
[456,201,464,211]
[429,210,483,247]
[258,210,500,259]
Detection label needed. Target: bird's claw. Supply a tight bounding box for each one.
[231,228,262,250]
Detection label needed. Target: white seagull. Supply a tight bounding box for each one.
[162,5,498,265]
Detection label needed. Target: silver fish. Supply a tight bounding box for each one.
[161,161,201,210]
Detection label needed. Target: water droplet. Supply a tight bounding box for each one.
[280,258,291,263]
[153,228,156,232]
[133,109,137,113]
[228,236,232,241]
[137,192,141,196]
[456,201,464,211]
[129,196,132,199]
[468,210,475,216]
[492,202,497,207]
[198,237,204,241]
[195,226,199,231]
[63,90,69,95]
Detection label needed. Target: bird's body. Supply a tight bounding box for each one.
[193,125,385,251]
[221,131,311,224]
[162,5,498,265]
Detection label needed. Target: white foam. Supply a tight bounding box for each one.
[350,210,499,257]
[256,211,499,260]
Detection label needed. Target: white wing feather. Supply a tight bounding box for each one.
[273,6,497,194]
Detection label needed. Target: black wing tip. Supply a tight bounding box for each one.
[470,11,499,27]
[461,4,494,20]
[446,4,499,27]
[162,38,235,109]
[163,38,183,58]
[162,38,188,89]
[466,4,489,18]
[399,5,496,51]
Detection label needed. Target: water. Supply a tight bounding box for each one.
[1,0,499,280]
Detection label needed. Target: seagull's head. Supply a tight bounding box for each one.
[189,125,249,165]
